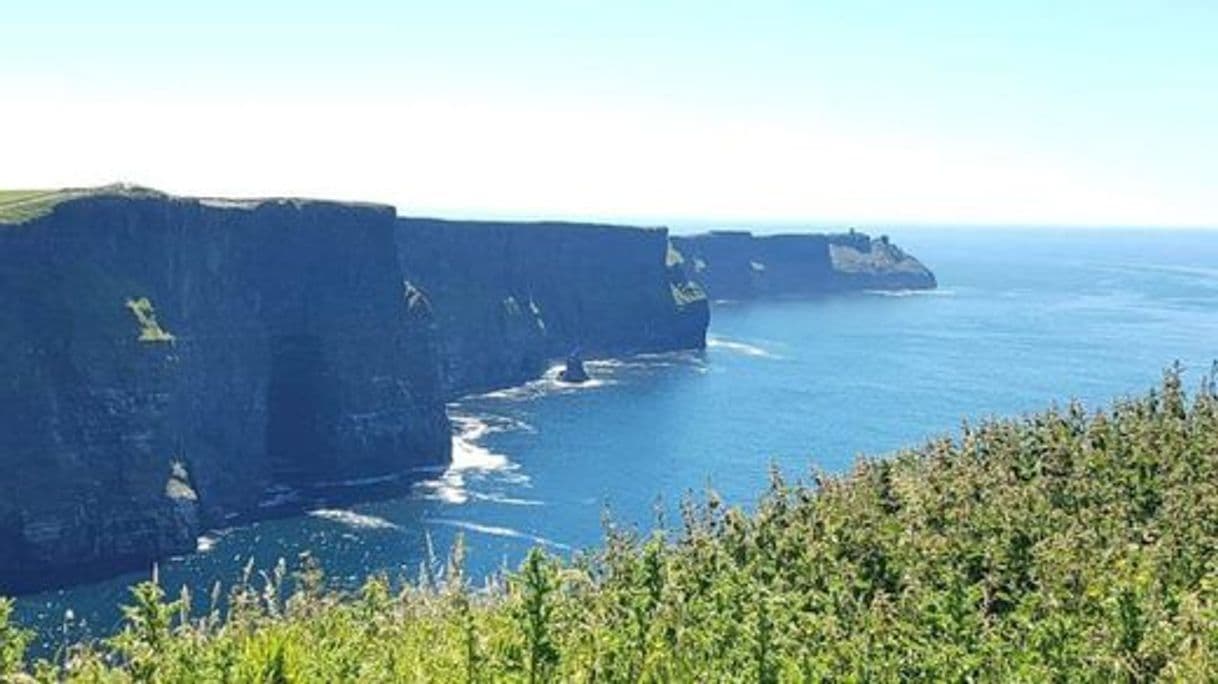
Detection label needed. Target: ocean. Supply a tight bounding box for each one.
[15,227,1218,651]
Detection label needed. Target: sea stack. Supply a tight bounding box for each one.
[559,350,591,383]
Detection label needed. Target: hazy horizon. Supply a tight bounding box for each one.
[3,1,1215,228]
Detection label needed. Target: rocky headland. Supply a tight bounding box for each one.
[671,229,936,300]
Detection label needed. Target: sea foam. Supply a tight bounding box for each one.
[307,509,401,531]
[426,518,570,550]
[706,335,783,359]
[413,413,526,504]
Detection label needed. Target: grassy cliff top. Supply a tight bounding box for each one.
[0,188,95,225]
[0,184,392,226]
[0,185,172,225]
[3,367,1217,681]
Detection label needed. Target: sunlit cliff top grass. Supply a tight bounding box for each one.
[0,184,392,226]
[4,365,1218,681]
[0,189,84,225]
[0,185,169,225]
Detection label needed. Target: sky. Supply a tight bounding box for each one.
[2,1,1216,229]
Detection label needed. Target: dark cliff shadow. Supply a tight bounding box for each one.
[266,334,339,486]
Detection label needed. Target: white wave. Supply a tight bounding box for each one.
[1104,262,1218,282]
[427,518,569,550]
[468,491,545,506]
[257,486,302,509]
[308,508,401,531]
[484,415,536,434]
[706,335,783,359]
[310,472,402,488]
[584,353,696,371]
[458,349,711,404]
[584,358,631,370]
[463,362,614,402]
[864,288,955,298]
[449,413,495,445]
[196,534,218,553]
[414,413,526,504]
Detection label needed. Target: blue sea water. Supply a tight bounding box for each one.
[15,228,1218,651]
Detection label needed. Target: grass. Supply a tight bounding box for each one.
[0,185,167,225]
[0,190,74,225]
[3,366,1218,681]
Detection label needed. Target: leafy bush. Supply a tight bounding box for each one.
[0,598,33,677]
[5,366,1218,681]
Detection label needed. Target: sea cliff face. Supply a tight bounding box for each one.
[671,230,936,300]
[396,219,709,395]
[0,189,928,594]
[0,190,450,593]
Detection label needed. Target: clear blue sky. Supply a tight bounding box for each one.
[2,1,1215,227]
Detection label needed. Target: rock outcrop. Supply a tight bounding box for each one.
[396,219,709,396]
[671,230,935,300]
[558,351,591,384]
[0,188,451,593]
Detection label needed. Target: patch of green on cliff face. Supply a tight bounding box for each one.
[670,281,706,307]
[125,297,175,343]
[665,241,686,268]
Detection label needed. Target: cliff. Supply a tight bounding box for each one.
[396,219,709,395]
[671,230,935,300]
[0,189,713,592]
[0,187,451,593]
[0,188,921,593]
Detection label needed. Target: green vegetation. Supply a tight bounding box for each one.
[4,368,1218,681]
[665,242,685,268]
[0,190,72,225]
[0,185,167,225]
[0,599,32,676]
[124,298,175,343]
[669,281,706,308]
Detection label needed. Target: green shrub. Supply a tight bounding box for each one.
[0,598,32,677]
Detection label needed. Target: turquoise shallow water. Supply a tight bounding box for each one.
[15,228,1218,651]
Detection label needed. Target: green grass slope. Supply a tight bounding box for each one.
[0,185,168,225]
[3,367,1218,681]
[0,189,74,224]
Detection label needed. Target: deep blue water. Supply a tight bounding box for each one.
[15,228,1218,652]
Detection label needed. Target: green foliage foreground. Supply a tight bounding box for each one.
[5,368,1218,682]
